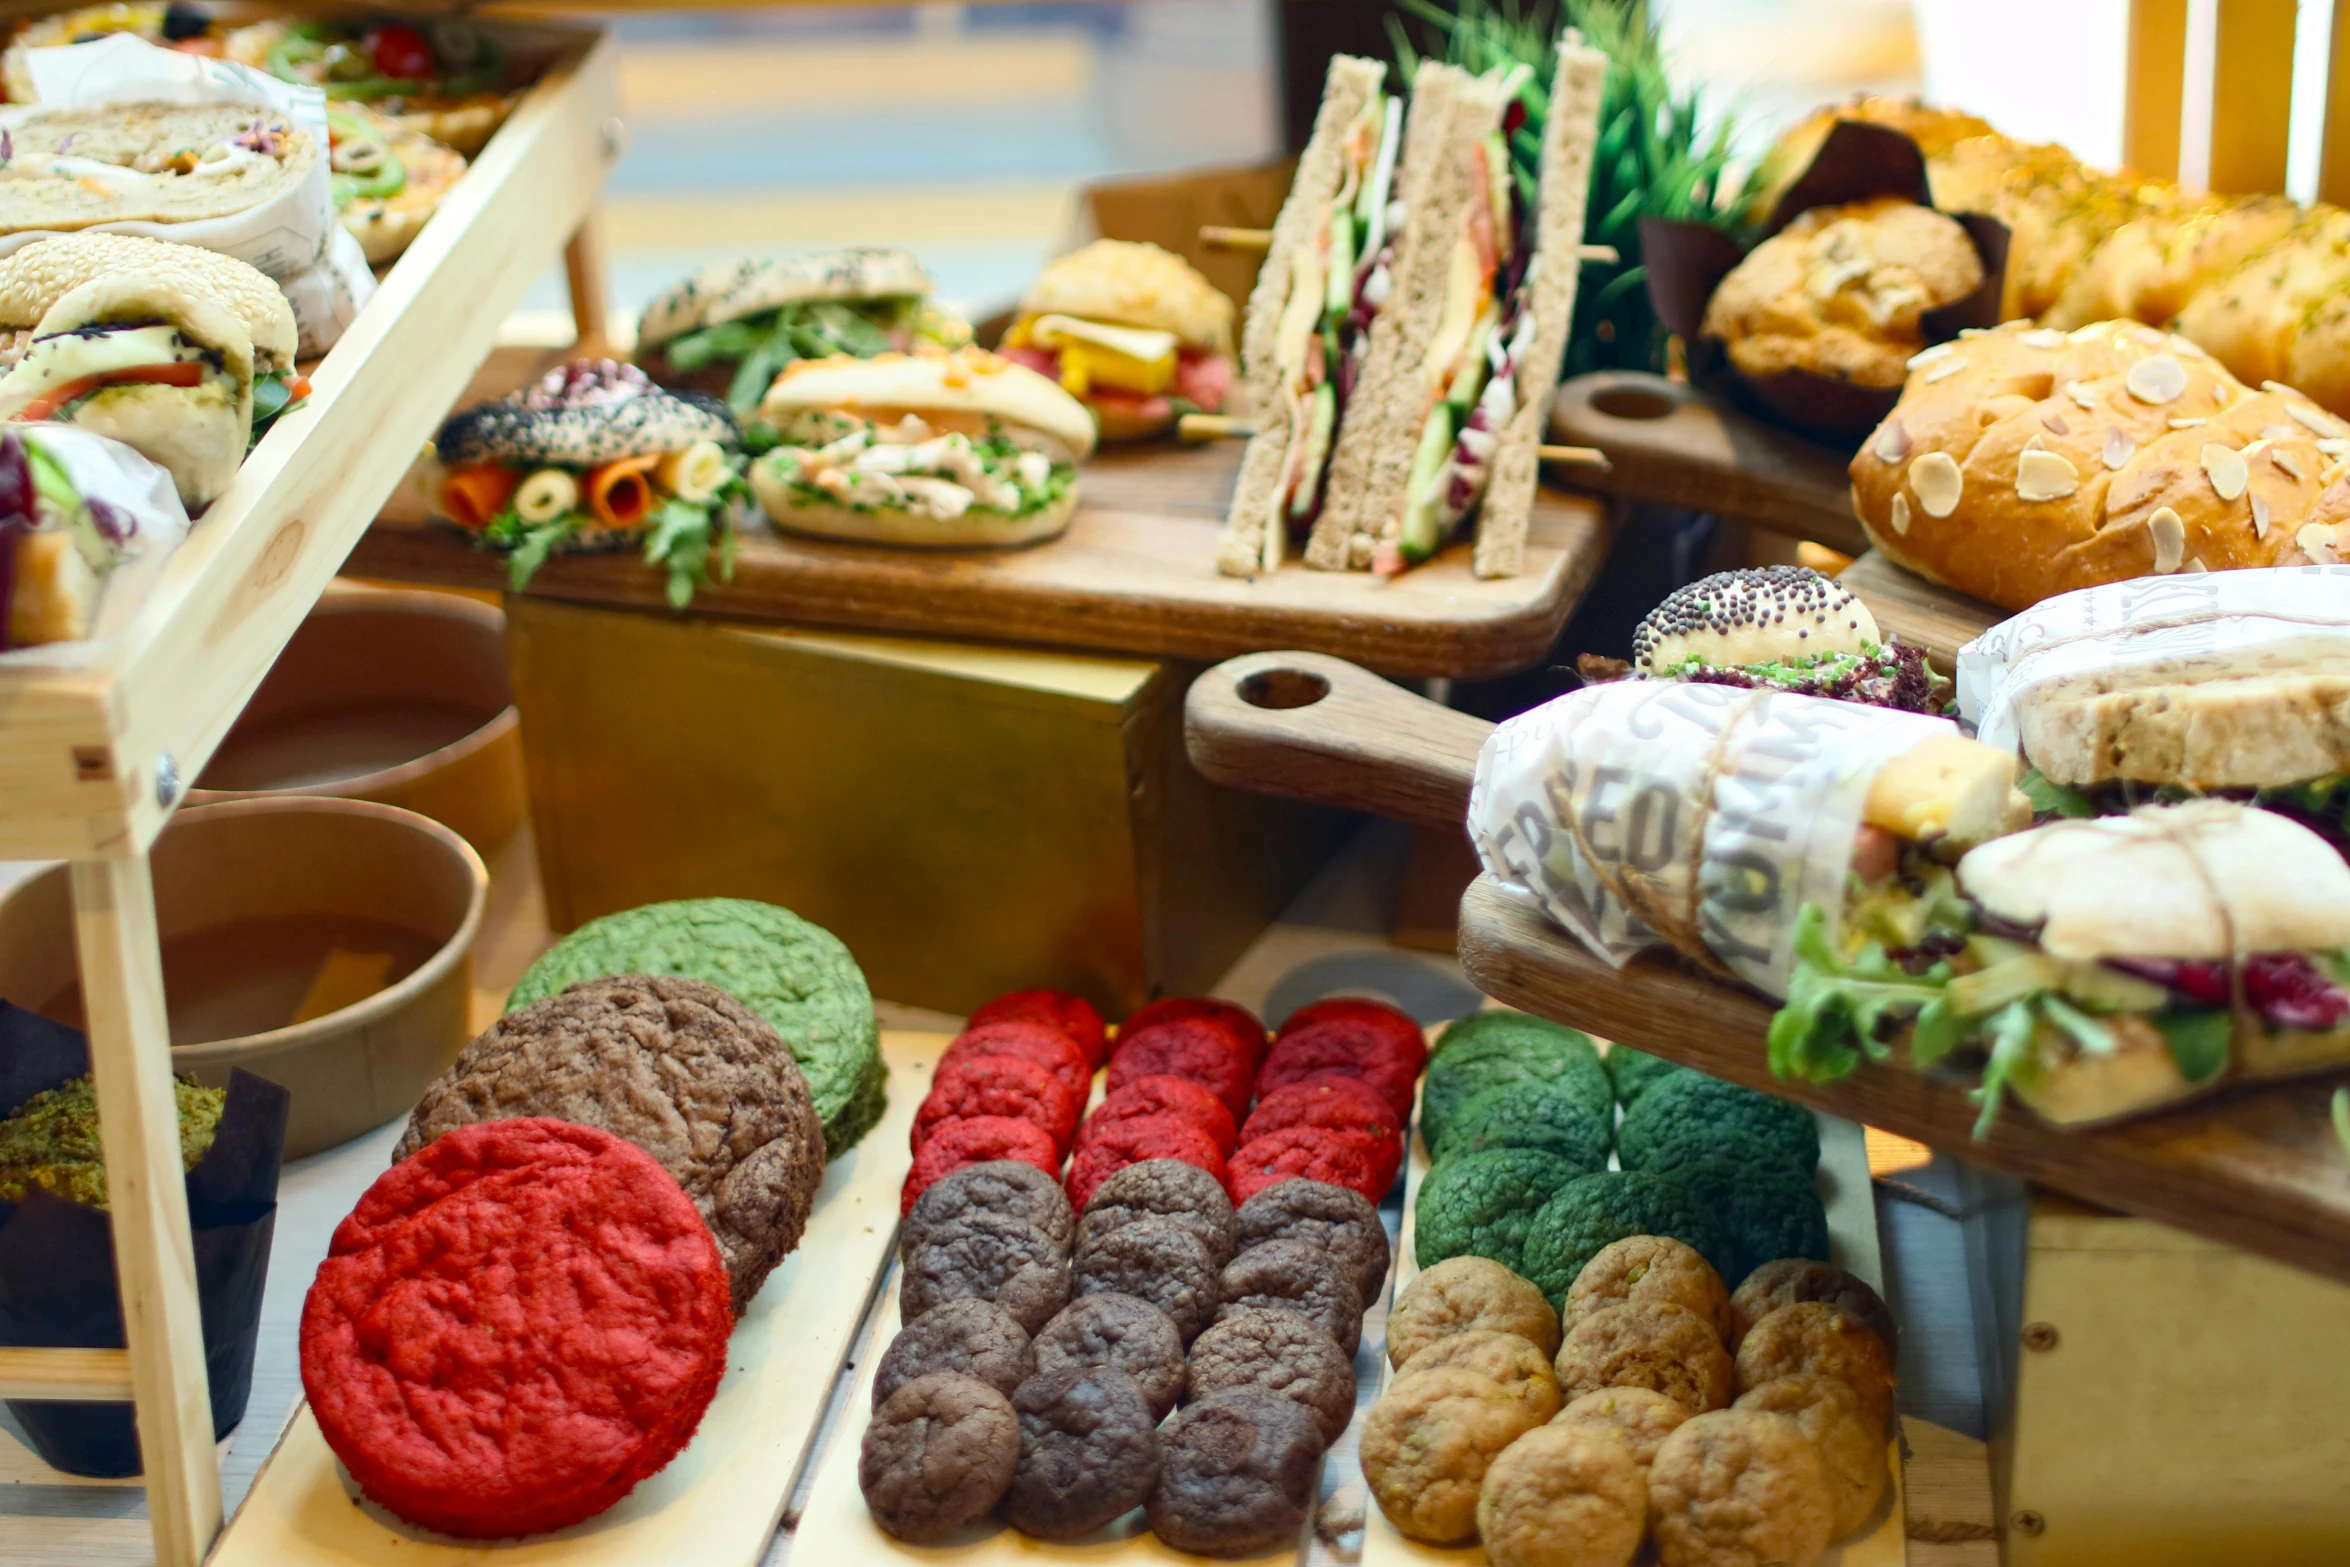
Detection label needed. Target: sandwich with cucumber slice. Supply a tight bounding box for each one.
[1216,31,1606,579]
[1771,799,2350,1129]
[425,360,745,607]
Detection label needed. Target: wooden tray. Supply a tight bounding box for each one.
[1363,1096,1945,1567]
[1183,649,2350,1288]
[208,1029,944,1567]
[347,438,1612,681]
[1839,552,2004,672]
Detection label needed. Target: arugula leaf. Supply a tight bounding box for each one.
[642,497,720,610]
[2019,767,2097,819]
[506,519,570,592]
[1971,1000,2040,1137]
[2156,1010,2231,1084]
[1766,903,1952,1084]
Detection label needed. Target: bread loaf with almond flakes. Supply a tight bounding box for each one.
[1850,319,2350,610]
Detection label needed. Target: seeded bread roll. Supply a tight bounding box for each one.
[1850,319,2350,610]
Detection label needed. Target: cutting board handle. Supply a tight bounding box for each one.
[1183,652,1491,828]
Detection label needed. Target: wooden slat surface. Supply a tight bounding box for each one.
[347,442,1614,681]
[1456,876,2350,1289]
[1839,552,2003,672]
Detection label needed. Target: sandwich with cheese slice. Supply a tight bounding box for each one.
[749,346,1095,546]
[1000,239,1234,441]
[1217,33,1606,579]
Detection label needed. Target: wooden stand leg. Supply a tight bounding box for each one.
[69,857,221,1567]
[564,212,612,360]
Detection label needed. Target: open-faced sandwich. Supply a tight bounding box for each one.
[0,101,315,238]
[0,233,302,508]
[1218,34,1606,579]
[634,247,969,420]
[1774,799,2350,1128]
[3,4,233,102]
[1581,566,1949,713]
[999,238,1234,441]
[328,104,466,266]
[223,14,521,155]
[2,421,186,649]
[425,360,745,606]
[749,346,1094,547]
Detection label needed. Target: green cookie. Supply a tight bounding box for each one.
[1421,1019,1610,1157]
[1519,1171,1733,1306]
[1440,1079,1612,1175]
[1615,1073,1819,1179]
[1412,1147,1587,1276]
[509,898,884,1156]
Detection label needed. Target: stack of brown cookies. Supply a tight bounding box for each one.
[859,1166,1392,1556]
[1362,1243,1899,1567]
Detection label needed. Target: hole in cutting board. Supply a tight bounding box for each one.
[1590,384,1679,421]
[1239,669,1330,710]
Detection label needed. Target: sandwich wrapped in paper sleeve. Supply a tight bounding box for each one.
[1469,680,2001,997]
[1,422,190,660]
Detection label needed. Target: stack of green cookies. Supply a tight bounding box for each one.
[1411,1019,1829,1306]
[507,898,887,1157]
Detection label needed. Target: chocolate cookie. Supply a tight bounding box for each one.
[1005,1367,1162,1539]
[1074,1214,1221,1342]
[398,974,825,1315]
[1031,1293,1185,1419]
[873,1298,1033,1409]
[903,1160,1075,1259]
[1233,1178,1391,1308]
[901,1210,1072,1334]
[1216,1239,1364,1357]
[859,1372,1019,1543]
[1076,1158,1237,1268]
[1185,1307,1355,1443]
[1148,1388,1325,1557]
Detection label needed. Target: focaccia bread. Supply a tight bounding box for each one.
[1850,319,2350,609]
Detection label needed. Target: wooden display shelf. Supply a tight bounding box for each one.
[0,21,621,1566]
[1182,649,2350,1289]
[349,440,1614,682]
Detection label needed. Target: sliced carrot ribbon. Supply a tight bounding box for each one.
[440,465,519,532]
[586,453,661,530]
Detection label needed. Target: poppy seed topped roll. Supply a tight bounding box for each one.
[436,360,737,469]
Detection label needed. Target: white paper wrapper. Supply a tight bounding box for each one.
[2,35,375,353]
[1,422,191,667]
[1469,681,1955,997]
[1959,567,2350,757]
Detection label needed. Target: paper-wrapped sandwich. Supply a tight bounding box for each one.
[0,233,302,508]
[749,346,1095,547]
[0,101,315,235]
[1,421,189,651]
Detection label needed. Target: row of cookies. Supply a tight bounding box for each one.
[1417,1035,1831,1300]
[865,1159,1393,1555]
[1364,1243,1899,1567]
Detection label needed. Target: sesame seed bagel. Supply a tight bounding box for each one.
[0,233,296,373]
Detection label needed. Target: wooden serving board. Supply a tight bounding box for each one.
[1838,552,2005,672]
[1547,372,1864,555]
[207,1030,946,1567]
[347,437,1612,682]
[1363,1092,1937,1567]
[1183,650,2350,1288]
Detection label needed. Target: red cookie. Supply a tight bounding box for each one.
[914,1052,1080,1155]
[1241,1074,1403,1190]
[1254,1019,1421,1122]
[968,989,1109,1069]
[301,1118,731,1539]
[1120,998,1267,1072]
[1065,1114,1226,1211]
[1226,1126,1390,1205]
[902,1116,1061,1213]
[1275,997,1428,1077]
[1080,1073,1238,1156]
[942,1021,1093,1104]
[1108,1019,1255,1120]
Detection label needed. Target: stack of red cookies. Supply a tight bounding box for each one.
[904,989,1426,1214]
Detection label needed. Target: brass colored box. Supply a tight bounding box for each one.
[506,596,1350,1015]
[1982,1191,2350,1565]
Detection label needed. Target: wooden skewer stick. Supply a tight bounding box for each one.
[1182,413,1608,471]
[1198,226,1618,265]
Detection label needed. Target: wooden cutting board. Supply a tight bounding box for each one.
[1839,551,2005,671]
[206,1031,945,1567]
[1183,650,2350,1288]
[349,427,1613,682]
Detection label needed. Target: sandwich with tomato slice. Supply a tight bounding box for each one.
[1216,35,1605,579]
[999,239,1233,441]
[425,360,745,607]
[0,234,301,509]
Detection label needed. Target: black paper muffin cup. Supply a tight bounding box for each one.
[0,1002,288,1478]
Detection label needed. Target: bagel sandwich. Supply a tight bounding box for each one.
[750,346,1095,547]
[635,247,970,419]
[426,360,744,606]
[1772,799,2350,1128]
[1000,239,1234,441]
